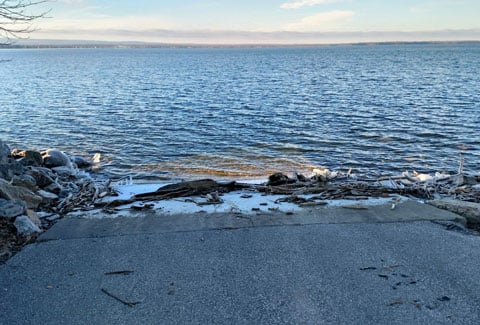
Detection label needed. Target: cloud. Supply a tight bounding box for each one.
[284,10,354,31]
[38,15,173,31]
[281,0,346,9]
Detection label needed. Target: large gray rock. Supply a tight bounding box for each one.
[19,150,44,167]
[429,199,480,224]
[14,215,41,235]
[71,156,92,168]
[0,140,11,164]
[11,174,38,192]
[0,199,25,219]
[267,173,292,186]
[51,166,76,177]
[0,179,42,209]
[0,161,25,181]
[42,150,71,168]
[26,167,55,188]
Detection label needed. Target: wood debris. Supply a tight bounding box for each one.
[94,170,480,212]
[101,288,140,308]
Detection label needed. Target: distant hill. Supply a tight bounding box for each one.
[1,38,479,49]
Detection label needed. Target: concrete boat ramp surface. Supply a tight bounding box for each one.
[1,199,480,324]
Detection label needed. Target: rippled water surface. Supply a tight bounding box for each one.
[1,44,479,180]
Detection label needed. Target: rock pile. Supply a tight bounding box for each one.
[0,140,107,262]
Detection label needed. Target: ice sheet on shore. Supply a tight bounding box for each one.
[77,182,400,219]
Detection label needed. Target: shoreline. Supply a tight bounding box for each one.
[1,141,480,263]
[2,40,479,50]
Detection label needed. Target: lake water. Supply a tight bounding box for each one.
[1,43,479,181]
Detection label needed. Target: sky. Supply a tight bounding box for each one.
[28,0,480,44]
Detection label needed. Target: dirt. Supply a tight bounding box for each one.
[0,219,37,264]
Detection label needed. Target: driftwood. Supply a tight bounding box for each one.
[102,179,251,208]
[55,179,112,215]
[101,288,140,308]
[257,172,479,203]
[93,171,480,211]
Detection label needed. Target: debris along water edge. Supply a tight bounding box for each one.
[88,182,396,218]
[97,169,480,210]
[1,139,480,263]
[0,140,109,263]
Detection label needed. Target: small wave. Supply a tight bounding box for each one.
[128,153,319,180]
[2,44,479,180]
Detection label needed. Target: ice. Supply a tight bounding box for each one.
[82,182,398,219]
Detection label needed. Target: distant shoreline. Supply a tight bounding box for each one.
[1,40,479,50]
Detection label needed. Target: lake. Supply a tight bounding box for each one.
[0,43,479,181]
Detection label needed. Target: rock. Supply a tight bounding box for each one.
[36,189,59,202]
[0,140,11,164]
[0,199,25,219]
[51,166,75,177]
[71,156,92,168]
[11,174,38,192]
[14,215,41,235]
[0,179,43,209]
[429,199,480,224]
[42,149,71,168]
[26,209,42,227]
[26,167,55,188]
[19,150,44,167]
[0,161,25,181]
[10,148,24,159]
[267,173,291,186]
[44,182,62,195]
[295,173,308,182]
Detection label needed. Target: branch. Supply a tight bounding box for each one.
[0,0,50,42]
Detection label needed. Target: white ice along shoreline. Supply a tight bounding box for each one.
[71,179,406,219]
[64,163,474,219]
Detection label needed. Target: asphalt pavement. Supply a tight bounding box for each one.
[1,200,480,324]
